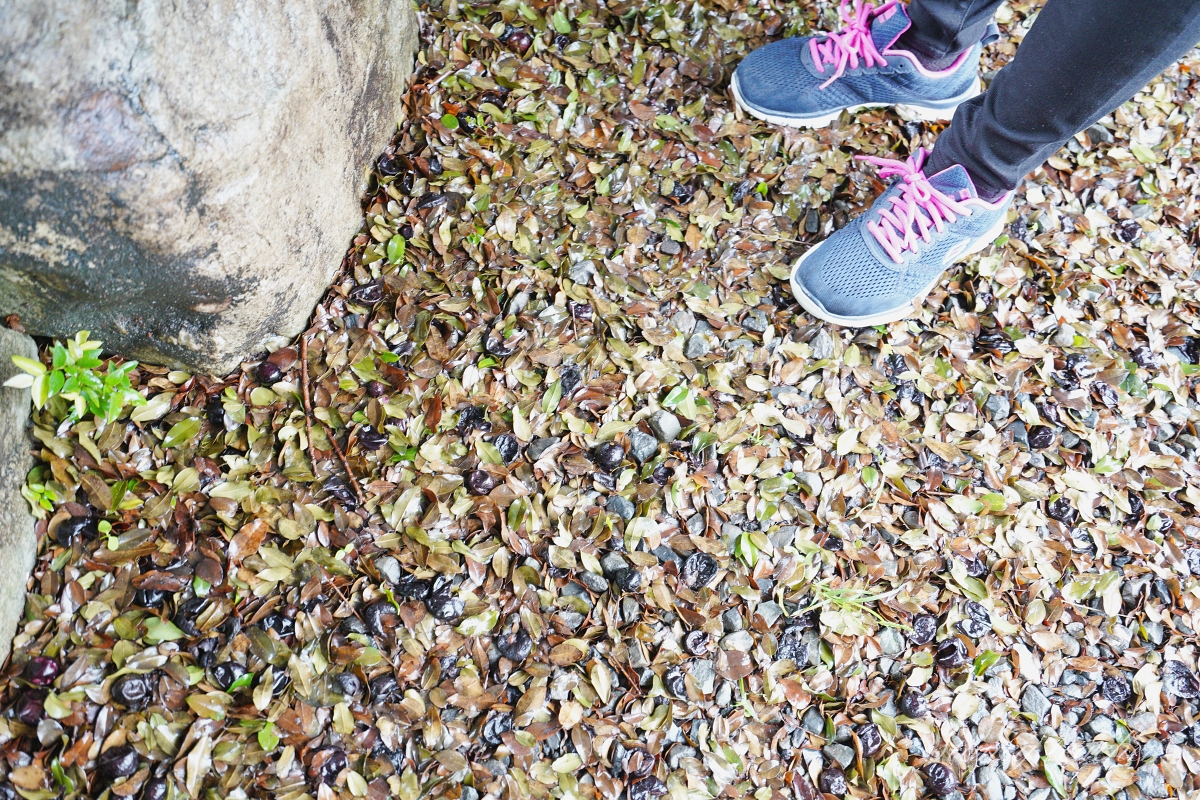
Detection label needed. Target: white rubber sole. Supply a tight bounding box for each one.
[731,74,982,129]
[789,211,1008,327]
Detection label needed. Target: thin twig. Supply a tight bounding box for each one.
[300,332,367,507]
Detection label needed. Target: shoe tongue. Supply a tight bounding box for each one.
[927,164,978,201]
[870,3,911,51]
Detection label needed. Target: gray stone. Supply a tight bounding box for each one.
[1137,764,1167,798]
[0,329,37,666]
[628,430,659,463]
[741,310,769,333]
[578,571,609,594]
[878,628,906,656]
[1027,789,1051,800]
[689,660,716,695]
[984,393,1011,421]
[605,495,636,521]
[810,330,835,361]
[528,437,560,460]
[684,333,711,359]
[1021,685,1052,722]
[801,707,825,734]
[1141,740,1165,761]
[1007,421,1029,447]
[822,743,855,769]
[977,766,1003,800]
[714,680,732,707]
[685,513,706,536]
[557,610,585,631]
[568,261,598,285]
[600,552,629,575]
[756,602,784,628]
[620,597,641,626]
[374,555,403,585]
[721,631,754,652]
[721,609,743,632]
[670,310,696,336]
[653,545,680,566]
[834,724,854,743]
[0,0,418,373]
[647,410,682,442]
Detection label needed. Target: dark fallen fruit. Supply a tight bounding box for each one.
[358,425,389,451]
[664,665,686,697]
[923,762,958,795]
[133,588,167,609]
[1161,662,1200,695]
[818,764,848,796]
[334,672,363,698]
[141,778,169,800]
[255,668,290,696]
[377,153,403,176]
[55,514,99,546]
[256,361,282,384]
[855,722,883,757]
[211,661,248,692]
[96,745,139,783]
[909,614,937,645]
[612,568,642,593]
[493,433,520,464]
[651,464,671,484]
[173,597,208,637]
[1046,496,1077,524]
[322,475,358,507]
[308,747,348,786]
[961,555,988,578]
[593,442,626,472]
[425,587,464,621]
[13,690,45,725]
[628,776,667,800]
[348,281,384,305]
[823,535,843,551]
[394,573,432,601]
[191,637,219,668]
[481,710,513,746]
[456,111,478,134]
[112,673,154,709]
[370,674,401,703]
[466,469,497,496]
[260,611,295,638]
[684,630,711,656]
[560,365,582,396]
[506,29,533,54]
[25,656,60,686]
[1028,425,1055,449]
[898,689,928,718]
[365,380,388,397]
[363,601,399,637]
[1101,674,1132,704]
[680,552,718,589]
[496,627,533,662]
[935,637,969,668]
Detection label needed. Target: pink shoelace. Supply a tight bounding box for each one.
[809,0,898,89]
[857,148,972,263]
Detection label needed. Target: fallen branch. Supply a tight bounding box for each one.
[300,332,367,507]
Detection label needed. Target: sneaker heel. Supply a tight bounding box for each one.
[893,75,983,122]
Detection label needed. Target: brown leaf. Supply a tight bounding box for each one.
[228,518,269,565]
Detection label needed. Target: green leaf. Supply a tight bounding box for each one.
[947,495,985,515]
[973,649,1002,677]
[980,493,1007,513]
[258,721,280,751]
[542,380,563,414]
[387,235,406,264]
[441,113,460,130]
[1042,757,1068,796]
[163,418,202,448]
[456,609,499,637]
[551,9,571,33]
[144,617,187,643]
[227,671,255,692]
[10,354,46,376]
[1130,142,1160,164]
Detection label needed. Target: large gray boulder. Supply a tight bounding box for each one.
[0,327,37,668]
[0,0,419,373]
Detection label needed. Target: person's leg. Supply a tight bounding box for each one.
[929,0,1200,198]
[899,0,1006,66]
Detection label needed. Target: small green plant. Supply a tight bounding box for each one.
[802,579,909,631]
[4,331,144,424]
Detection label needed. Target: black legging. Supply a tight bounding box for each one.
[905,0,1200,197]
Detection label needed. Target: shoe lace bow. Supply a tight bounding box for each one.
[857,148,972,263]
[809,0,897,89]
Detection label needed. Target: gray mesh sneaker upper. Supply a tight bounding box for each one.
[733,1,980,118]
[792,152,1012,322]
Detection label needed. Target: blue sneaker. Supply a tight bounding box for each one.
[790,149,1012,326]
[731,0,984,128]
